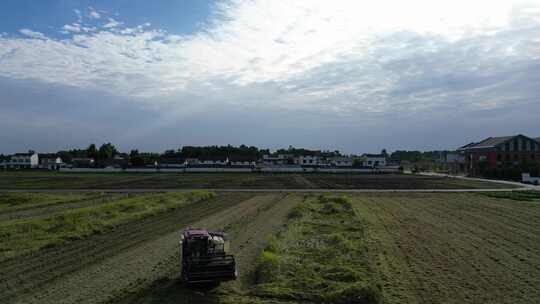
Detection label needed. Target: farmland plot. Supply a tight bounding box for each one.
[354,193,540,304]
[2,191,539,304]
[0,171,516,190]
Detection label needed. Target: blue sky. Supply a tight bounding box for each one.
[1,0,539,154]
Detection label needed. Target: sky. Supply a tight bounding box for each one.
[1,0,539,154]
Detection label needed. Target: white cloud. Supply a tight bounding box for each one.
[104,18,123,28]
[62,23,81,33]
[2,0,540,116]
[18,29,47,40]
[88,8,101,19]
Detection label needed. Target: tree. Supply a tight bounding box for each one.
[98,143,117,159]
[87,144,98,159]
[381,149,388,158]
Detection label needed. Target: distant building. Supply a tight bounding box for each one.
[458,135,540,173]
[0,151,39,169]
[184,158,200,165]
[229,155,257,167]
[295,155,320,166]
[198,156,228,166]
[158,157,186,168]
[39,153,63,170]
[360,154,386,168]
[328,156,354,167]
[262,154,293,166]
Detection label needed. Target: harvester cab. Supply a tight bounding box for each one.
[179,227,237,284]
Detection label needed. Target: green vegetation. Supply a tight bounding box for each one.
[480,191,540,202]
[0,191,214,261]
[253,195,380,303]
[0,192,101,213]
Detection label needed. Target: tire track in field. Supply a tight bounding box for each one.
[0,193,254,304]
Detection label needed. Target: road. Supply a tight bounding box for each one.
[0,187,538,193]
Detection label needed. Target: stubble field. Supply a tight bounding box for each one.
[1,189,539,304]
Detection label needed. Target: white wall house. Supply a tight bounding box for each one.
[229,155,257,166]
[329,157,354,167]
[198,156,228,166]
[295,155,320,166]
[39,154,63,170]
[1,152,39,169]
[361,154,386,168]
[262,154,287,165]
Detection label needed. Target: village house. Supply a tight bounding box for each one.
[39,153,64,170]
[262,154,286,166]
[229,155,257,167]
[360,154,387,168]
[458,135,540,174]
[328,156,354,167]
[295,155,320,166]
[158,157,186,168]
[0,151,39,169]
[197,155,228,166]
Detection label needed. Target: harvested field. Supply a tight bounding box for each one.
[2,191,539,304]
[0,171,515,190]
[354,192,540,304]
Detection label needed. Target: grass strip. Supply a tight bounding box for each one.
[0,190,214,261]
[252,194,381,304]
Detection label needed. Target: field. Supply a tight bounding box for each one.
[0,171,516,190]
[1,190,539,304]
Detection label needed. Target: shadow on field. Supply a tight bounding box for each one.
[121,277,222,304]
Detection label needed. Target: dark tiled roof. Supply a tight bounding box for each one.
[469,136,514,148]
[38,153,58,159]
[460,135,540,150]
[13,152,36,156]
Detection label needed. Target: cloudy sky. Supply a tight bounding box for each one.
[1,0,539,154]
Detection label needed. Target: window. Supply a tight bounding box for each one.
[505,154,510,161]
[514,141,518,151]
[505,143,510,151]
[522,141,527,151]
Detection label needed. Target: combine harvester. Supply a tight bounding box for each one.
[179,227,237,284]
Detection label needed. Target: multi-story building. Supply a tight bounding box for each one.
[0,151,39,169]
[458,135,540,173]
[39,153,63,170]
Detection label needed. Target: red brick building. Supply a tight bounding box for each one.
[458,135,540,174]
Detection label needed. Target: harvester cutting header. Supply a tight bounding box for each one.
[179,227,237,284]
